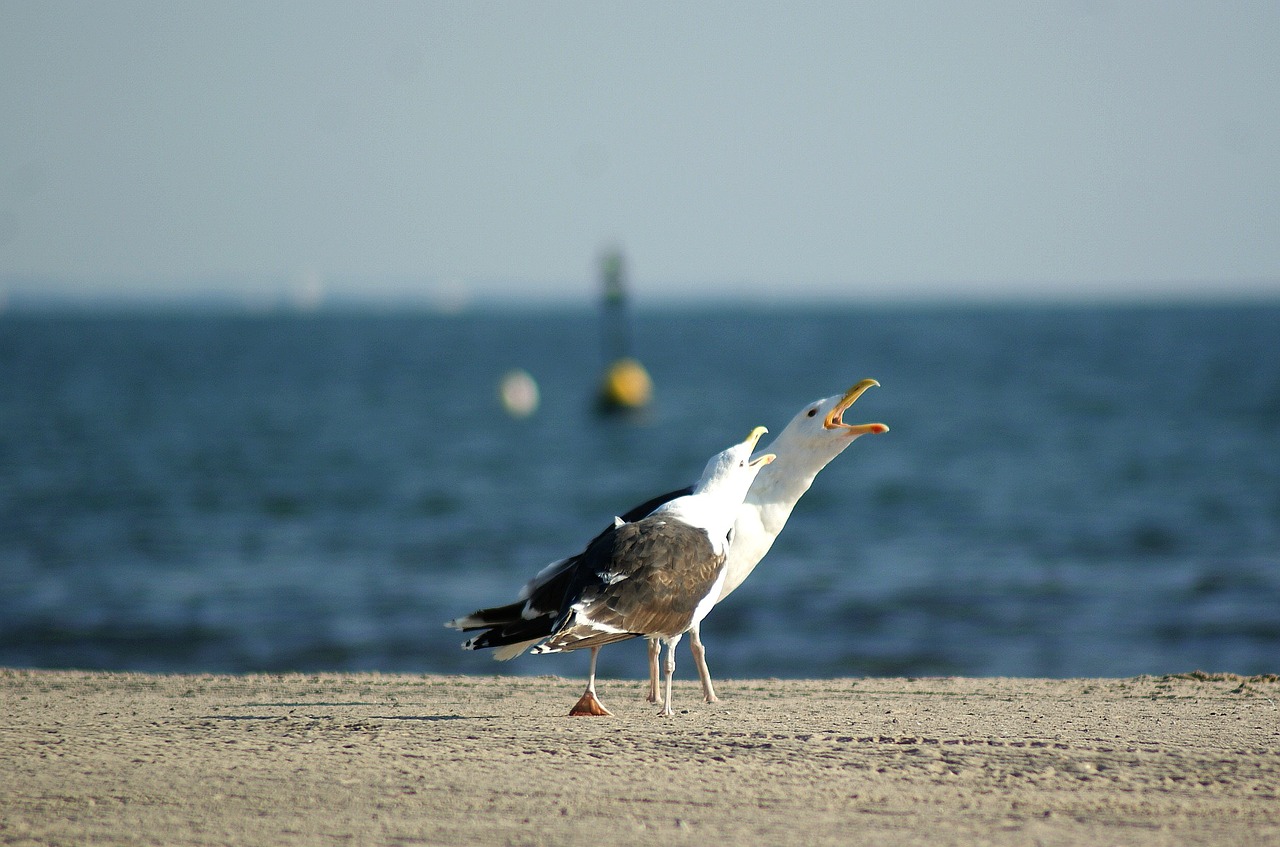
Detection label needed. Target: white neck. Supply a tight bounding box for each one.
[741,450,825,535]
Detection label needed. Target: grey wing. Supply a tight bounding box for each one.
[544,518,725,649]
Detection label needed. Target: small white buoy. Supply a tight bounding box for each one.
[499,369,539,418]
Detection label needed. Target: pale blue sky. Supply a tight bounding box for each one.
[2,2,1278,305]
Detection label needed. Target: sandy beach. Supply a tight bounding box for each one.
[2,669,1277,846]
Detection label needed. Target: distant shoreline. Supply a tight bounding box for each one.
[4,669,1277,846]
[3,292,1280,317]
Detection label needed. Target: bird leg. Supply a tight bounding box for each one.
[659,634,683,717]
[646,638,661,703]
[569,647,613,717]
[689,624,718,703]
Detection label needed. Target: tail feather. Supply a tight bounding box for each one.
[446,599,528,631]
[459,613,559,654]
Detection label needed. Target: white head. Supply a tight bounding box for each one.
[694,425,777,502]
[655,426,777,544]
[660,425,774,548]
[761,379,889,472]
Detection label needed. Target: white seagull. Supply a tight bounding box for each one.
[449,427,775,717]
[642,379,888,703]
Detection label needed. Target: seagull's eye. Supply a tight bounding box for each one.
[806,408,818,417]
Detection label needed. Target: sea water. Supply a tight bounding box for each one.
[1,303,1277,679]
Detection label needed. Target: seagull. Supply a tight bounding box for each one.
[449,427,776,716]
[642,379,888,703]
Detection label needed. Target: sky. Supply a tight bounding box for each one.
[2,2,1278,307]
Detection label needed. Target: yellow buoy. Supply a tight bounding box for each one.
[598,357,652,412]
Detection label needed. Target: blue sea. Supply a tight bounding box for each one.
[2,303,1278,681]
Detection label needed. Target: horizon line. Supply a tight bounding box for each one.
[3,287,1278,317]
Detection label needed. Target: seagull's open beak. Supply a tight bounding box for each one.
[824,379,889,436]
[743,425,769,450]
[742,427,774,466]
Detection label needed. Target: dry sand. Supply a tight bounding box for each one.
[2,669,1278,846]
